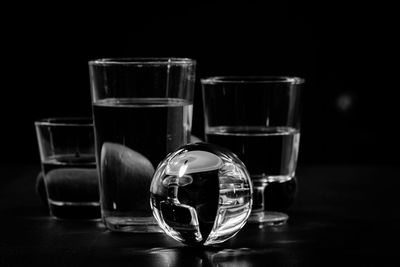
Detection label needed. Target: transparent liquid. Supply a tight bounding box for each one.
[206,126,300,212]
[42,154,100,220]
[93,98,192,232]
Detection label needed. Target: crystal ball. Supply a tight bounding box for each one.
[150,142,253,246]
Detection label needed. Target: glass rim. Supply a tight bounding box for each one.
[88,57,196,66]
[35,117,93,127]
[200,76,305,85]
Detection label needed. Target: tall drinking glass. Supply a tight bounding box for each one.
[89,58,196,232]
[201,76,304,226]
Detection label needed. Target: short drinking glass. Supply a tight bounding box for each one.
[35,118,100,220]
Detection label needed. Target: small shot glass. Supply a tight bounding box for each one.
[35,117,100,220]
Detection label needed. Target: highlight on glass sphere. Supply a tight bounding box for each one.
[150,142,253,246]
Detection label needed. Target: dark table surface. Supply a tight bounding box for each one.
[0,164,399,266]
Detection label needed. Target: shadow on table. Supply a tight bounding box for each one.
[127,246,298,267]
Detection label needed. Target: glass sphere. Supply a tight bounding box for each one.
[150,142,253,246]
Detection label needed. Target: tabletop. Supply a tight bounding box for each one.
[0,164,399,266]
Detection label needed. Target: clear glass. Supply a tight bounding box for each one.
[150,142,253,246]
[201,76,304,226]
[89,58,196,232]
[35,117,100,220]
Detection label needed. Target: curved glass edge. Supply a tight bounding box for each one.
[200,76,305,85]
[88,58,196,66]
[34,117,93,127]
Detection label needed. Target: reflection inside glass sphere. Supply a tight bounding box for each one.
[150,143,253,246]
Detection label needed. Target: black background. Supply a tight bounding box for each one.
[2,3,398,165]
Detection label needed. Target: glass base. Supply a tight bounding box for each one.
[103,216,164,233]
[48,200,101,221]
[247,211,289,227]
